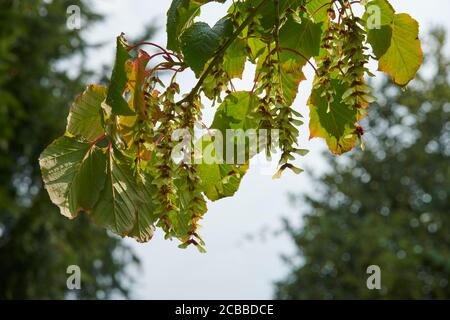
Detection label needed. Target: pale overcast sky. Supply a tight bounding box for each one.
[81,0,450,299]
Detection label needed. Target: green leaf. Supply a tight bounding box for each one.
[223,38,247,79]
[363,0,395,58]
[212,92,261,164]
[166,0,226,52]
[279,58,307,107]
[196,91,260,201]
[378,14,423,86]
[279,15,322,59]
[251,0,302,31]
[66,84,106,142]
[367,25,392,58]
[198,162,248,202]
[40,135,156,242]
[167,0,202,52]
[362,0,395,27]
[247,37,266,62]
[181,18,233,77]
[68,147,107,215]
[308,80,360,155]
[39,136,106,218]
[277,16,322,106]
[211,91,259,131]
[91,148,156,240]
[104,35,135,116]
[196,134,249,201]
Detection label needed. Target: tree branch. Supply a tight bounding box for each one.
[176,0,271,105]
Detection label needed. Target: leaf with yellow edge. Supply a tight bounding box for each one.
[378,14,423,86]
[308,80,362,155]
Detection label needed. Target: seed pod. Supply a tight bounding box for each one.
[327,8,336,20]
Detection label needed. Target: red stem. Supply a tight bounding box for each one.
[91,133,107,146]
[127,41,180,62]
[148,52,170,61]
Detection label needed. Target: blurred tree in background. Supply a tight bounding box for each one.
[0,0,139,299]
[275,29,450,299]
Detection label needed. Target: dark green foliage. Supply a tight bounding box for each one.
[0,0,138,299]
[275,29,450,299]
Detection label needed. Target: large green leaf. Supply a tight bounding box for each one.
[364,6,422,86]
[39,136,106,219]
[181,18,233,77]
[91,149,156,241]
[308,80,360,155]
[166,0,226,52]
[66,84,106,142]
[378,14,423,86]
[68,147,107,216]
[104,35,134,116]
[40,136,156,242]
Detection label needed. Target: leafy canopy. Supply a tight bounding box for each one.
[40,0,423,251]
